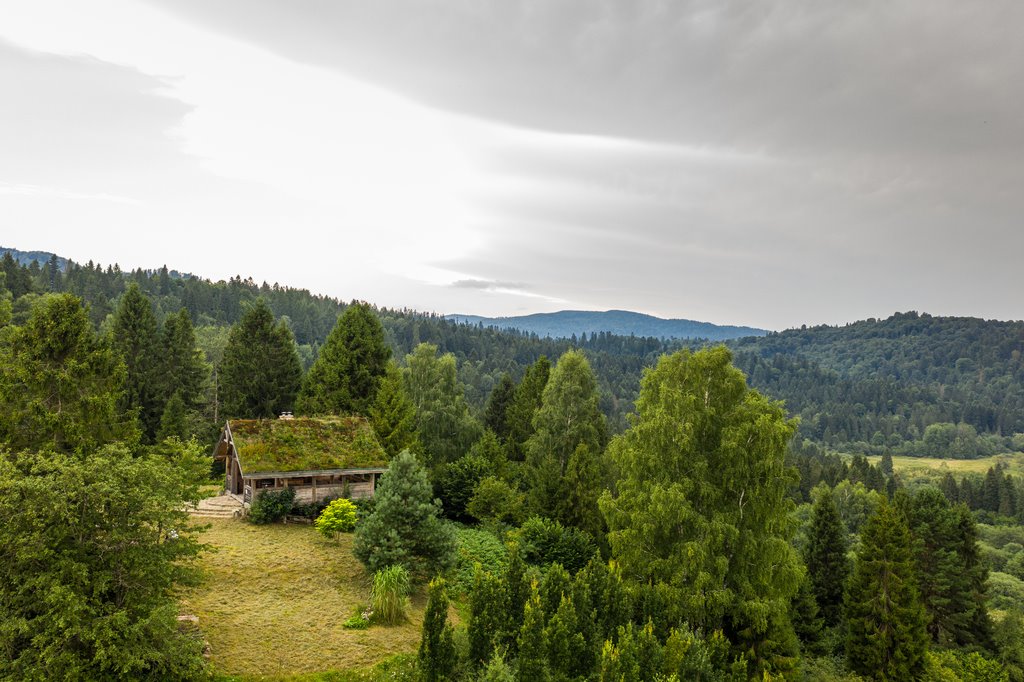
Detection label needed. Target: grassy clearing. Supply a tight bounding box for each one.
[860,452,1024,476]
[181,519,425,679]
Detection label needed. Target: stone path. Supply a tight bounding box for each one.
[189,494,244,519]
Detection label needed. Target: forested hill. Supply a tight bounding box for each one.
[2,246,1023,455]
[732,313,1024,456]
[446,309,766,341]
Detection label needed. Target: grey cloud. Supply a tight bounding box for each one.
[114,2,1024,325]
[451,278,531,291]
[147,0,1024,159]
[0,40,194,193]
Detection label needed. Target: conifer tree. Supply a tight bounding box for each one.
[352,450,455,577]
[790,572,824,655]
[907,487,974,647]
[518,587,549,682]
[111,283,163,440]
[156,391,189,442]
[525,350,607,529]
[880,451,895,478]
[483,373,516,442]
[0,294,135,453]
[297,302,390,416]
[468,566,508,668]
[159,308,207,414]
[505,356,550,461]
[368,361,420,458]
[545,594,588,680]
[940,472,960,504]
[805,487,849,628]
[504,542,530,653]
[540,562,572,618]
[419,578,457,682]
[952,503,995,650]
[219,298,302,419]
[845,499,928,681]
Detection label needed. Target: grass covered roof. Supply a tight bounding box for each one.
[229,416,387,475]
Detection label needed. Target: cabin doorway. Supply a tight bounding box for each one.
[231,459,243,495]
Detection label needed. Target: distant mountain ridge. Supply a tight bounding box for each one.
[446,309,767,341]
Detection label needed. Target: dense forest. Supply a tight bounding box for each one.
[3,246,1024,680]
[3,247,1022,455]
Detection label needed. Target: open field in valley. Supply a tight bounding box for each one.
[859,452,1024,476]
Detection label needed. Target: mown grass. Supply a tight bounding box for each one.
[181,519,425,680]
[860,452,1024,476]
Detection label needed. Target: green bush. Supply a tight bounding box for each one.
[516,515,597,573]
[316,498,359,537]
[371,565,411,625]
[291,493,340,520]
[467,476,525,526]
[248,487,296,524]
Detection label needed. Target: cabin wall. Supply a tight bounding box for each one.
[245,477,376,504]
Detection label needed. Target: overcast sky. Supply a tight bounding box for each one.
[2,1,1021,330]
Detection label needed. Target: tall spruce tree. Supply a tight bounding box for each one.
[599,347,802,661]
[504,356,550,461]
[297,302,390,416]
[218,298,302,419]
[845,499,928,681]
[367,361,420,458]
[952,503,995,650]
[159,308,207,415]
[111,283,163,440]
[525,350,607,531]
[483,373,516,443]
[805,487,849,628]
[907,487,976,647]
[0,294,135,453]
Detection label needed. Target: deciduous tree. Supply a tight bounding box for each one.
[599,346,802,665]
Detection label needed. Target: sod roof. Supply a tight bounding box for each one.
[228,416,387,475]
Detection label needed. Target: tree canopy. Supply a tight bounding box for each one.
[219,298,302,419]
[600,346,801,670]
[297,302,390,416]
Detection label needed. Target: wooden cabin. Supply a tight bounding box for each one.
[213,415,388,506]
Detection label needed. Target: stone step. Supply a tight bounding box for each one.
[190,509,239,518]
[201,499,243,509]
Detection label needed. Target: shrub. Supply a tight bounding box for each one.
[248,487,295,524]
[315,498,359,537]
[436,454,492,521]
[467,476,526,526]
[516,515,597,573]
[371,565,411,625]
[290,493,340,520]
